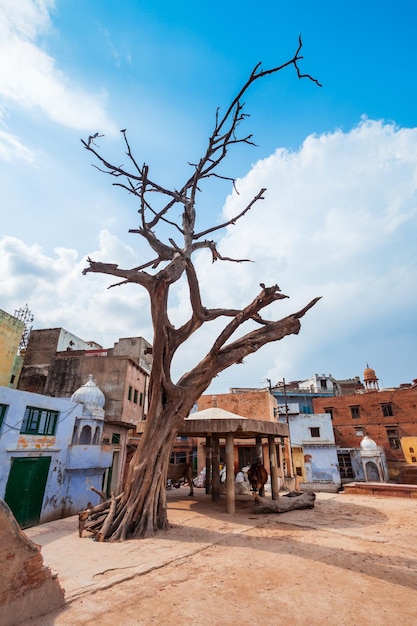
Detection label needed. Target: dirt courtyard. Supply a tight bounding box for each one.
[25,488,417,626]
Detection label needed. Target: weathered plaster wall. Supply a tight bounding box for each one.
[0,500,64,626]
[0,310,24,388]
[198,389,277,422]
[0,387,111,523]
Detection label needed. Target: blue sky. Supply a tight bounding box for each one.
[1,0,417,392]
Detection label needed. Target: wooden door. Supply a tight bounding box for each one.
[4,456,51,528]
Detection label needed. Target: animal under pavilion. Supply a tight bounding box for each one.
[178,406,289,513]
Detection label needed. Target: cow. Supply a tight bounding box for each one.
[167,462,194,496]
[247,462,268,496]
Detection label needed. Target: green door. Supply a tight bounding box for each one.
[4,456,51,528]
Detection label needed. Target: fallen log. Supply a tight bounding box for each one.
[78,493,123,537]
[254,490,316,514]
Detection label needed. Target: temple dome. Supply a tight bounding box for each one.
[364,366,378,381]
[71,374,105,408]
[360,435,378,451]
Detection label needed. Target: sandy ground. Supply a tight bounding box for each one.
[23,487,417,626]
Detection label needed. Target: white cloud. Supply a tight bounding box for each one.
[0,233,152,348]
[0,129,36,162]
[196,119,417,388]
[2,119,417,390]
[0,0,118,160]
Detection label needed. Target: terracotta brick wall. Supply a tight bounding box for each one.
[313,387,417,463]
[198,389,276,422]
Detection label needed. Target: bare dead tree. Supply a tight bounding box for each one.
[80,36,321,541]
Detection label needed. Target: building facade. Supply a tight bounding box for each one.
[16,329,152,493]
[279,412,341,491]
[313,367,417,481]
[0,383,112,528]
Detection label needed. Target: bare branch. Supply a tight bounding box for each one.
[194,188,266,239]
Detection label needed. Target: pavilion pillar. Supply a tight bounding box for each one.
[278,439,285,483]
[212,434,220,501]
[284,436,294,479]
[255,436,265,496]
[268,435,280,501]
[255,436,263,463]
[205,436,212,495]
[225,432,235,514]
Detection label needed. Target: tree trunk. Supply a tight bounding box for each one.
[254,491,316,514]
[81,383,202,540]
[79,40,321,542]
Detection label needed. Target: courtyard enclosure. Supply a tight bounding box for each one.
[80,37,321,540]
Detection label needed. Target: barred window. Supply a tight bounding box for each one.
[386,427,400,449]
[381,403,394,417]
[20,406,59,436]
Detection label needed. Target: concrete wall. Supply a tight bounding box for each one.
[287,413,335,447]
[285,413,341,489]
[303,445,340,484]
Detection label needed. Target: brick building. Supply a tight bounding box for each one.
[313,366,417,481]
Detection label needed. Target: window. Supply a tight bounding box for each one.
[295,467,303,477]
[320,379,327,390]
[381,403,393,417]
[338,452,354,479]
[20,406,59,436]
[133,389,138,404]
[355,429,364,437]
[111,433,121,444]
[324,407,333,420]
[386,427,400,449]
[127,386,133,401]
[310,427,320,438]
[412,457,417,463]
[139,392,143,406]
[0,404,7,430]
[350,406,360,419]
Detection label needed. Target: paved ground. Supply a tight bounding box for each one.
[23,487,417,625]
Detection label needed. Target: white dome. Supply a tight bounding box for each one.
[360,435,378,451]
[71,375,105,408]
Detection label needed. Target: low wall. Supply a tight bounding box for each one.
[343,481,417,498]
